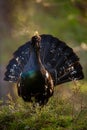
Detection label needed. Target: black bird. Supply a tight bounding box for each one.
[4,33,84,105]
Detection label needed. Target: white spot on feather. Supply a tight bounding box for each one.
[16,57,19,62]
[14,64,16,67]
[46,71,49,78]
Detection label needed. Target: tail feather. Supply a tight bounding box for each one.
[6,58,23,71]
[13,41,30,56]
[4,71,18,82]
[4,59,21,82]
[4,41,31,82]
[56,62,84,85]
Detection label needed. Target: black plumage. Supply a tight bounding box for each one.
[4,33,84,105]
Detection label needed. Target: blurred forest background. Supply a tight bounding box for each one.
[0,0,87,130]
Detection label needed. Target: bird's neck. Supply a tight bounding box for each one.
[36,49,46,73]
[21,49,46,79]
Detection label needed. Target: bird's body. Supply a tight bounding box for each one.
[4,34,84,105]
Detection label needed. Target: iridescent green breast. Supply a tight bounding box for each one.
[21,70,45,94]
[21,70,37,79]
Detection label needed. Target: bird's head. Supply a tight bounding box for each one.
[31,31,41,51]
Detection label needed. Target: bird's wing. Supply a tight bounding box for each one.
[40,34,84,85]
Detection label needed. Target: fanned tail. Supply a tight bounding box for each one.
[4,34,84,85]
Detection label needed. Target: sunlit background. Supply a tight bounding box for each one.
[0,0,87,104]
[0,0,87,129]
